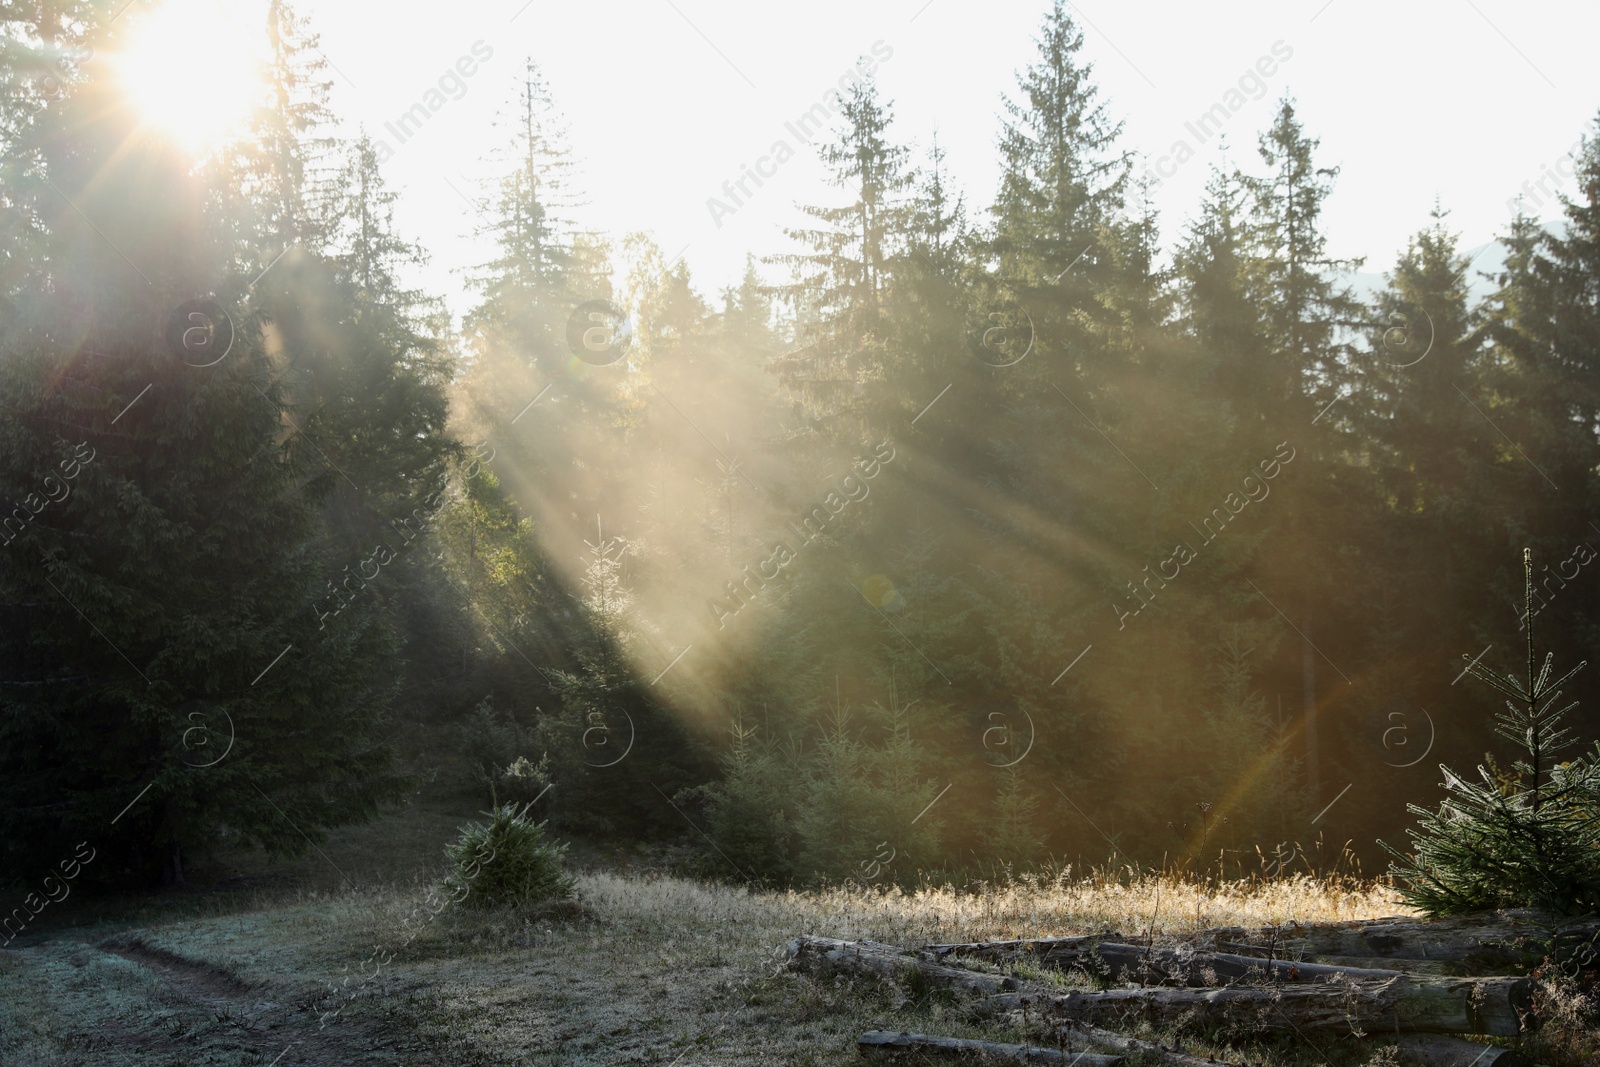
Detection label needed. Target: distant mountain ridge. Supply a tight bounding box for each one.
[1337,220,1567,307]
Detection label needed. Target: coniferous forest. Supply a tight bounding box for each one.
[12,3,1600,1064]
[4,0,1600,914]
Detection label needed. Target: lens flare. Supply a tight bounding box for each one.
[116,0,265,156]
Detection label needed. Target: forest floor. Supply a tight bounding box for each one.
[0,793,1476,1066]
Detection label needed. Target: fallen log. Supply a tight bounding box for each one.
[1192,910,1599,967]
[789,936,1020,996]
[1054,1023,1255,1067]
[1392,1033,1518,1066]
[992,974,1534,1037]
[1216,944,1454,976]
[796,936,1533,1036]
[924,935,1131,963]
[858,1030,1121,1064]
[927,910,1599,969]
[1037,941,1407,986]
[1304,955,1452,977]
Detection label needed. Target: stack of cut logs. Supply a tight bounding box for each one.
[787,909,1600,1065]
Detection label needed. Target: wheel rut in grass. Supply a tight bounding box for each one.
[95,933,431,1065]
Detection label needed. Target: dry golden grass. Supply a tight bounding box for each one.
[0,793,1464,1067]
[1,859,1417,1067]
[716,867,1410,947]
[295,865,1413,1066]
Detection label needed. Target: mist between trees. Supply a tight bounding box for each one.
[4,0,1600,895]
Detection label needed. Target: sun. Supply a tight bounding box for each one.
[115,0,265,155]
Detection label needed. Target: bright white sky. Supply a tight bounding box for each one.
[136,0,1600,320]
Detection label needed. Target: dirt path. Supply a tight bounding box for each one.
[1,932,442,1066]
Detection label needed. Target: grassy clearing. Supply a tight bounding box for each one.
[3,870,1405,1065]
[6,795,1579,1066]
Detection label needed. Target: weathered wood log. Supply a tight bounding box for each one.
[1038,941,1407,986]
[858,1030,1122,1064]
[1214,943,1456,976]
[788,936,1016,996]
[798,935,1533,1036]
[924,935,1131,963]
[992,973,1534,1037]
[1053,1023,1254,1067]
[1305,955,1453,977]
[1193,910,1599,967]
[1392,1034,1518,1066]
[928,910,1598,969]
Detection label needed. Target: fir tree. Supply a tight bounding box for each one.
[699,712,799,884]
[0,7,416,888]
[769,71,911,441]
[1236,97,1365,429]
[242,0,341,254]
[464,57,583,351]
[991,0,1129,284]
[989,765,1044,868]
[535,520,702,838]
[1385,550,1600,915]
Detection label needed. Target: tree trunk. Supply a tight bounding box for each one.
[928,909,1600,971]
[1234,952,1453,977]
[925,935,1126,964]
[1302,607,1319,809]
[159,838,187,890]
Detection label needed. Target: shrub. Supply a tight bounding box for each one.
[1383,549,1600,915]
[443,801,575,909]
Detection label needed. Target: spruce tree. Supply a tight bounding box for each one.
[991,0,1129,284]
[1338,207,1513,830]
[229,0,341,256]
[1478,115,1600,623]
[0,4,418,888]
[789,681,944,885]
[535,522,701,838]
[455,56,614,524]
[699,713,799,884]
[1237,97,1366,429]
[1234,98,1366,811]
[769,71,911,443]
[1385,550,1600,915]
[463,57,583,354]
